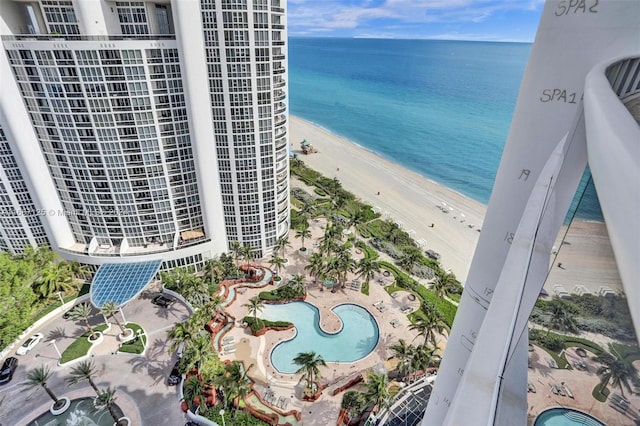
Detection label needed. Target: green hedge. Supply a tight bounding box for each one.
[258,283,304,301]
[243,316,292,333]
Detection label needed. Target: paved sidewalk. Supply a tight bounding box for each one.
[0,291,191,426]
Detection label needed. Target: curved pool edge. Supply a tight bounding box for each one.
[533,406,606,426]
[265,301,380,374]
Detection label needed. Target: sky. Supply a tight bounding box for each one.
[287,0,545,43]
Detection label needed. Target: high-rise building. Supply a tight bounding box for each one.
[423,1,640,425]
[0,0,290,271]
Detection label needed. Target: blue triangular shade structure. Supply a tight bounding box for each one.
[90,260,162,308]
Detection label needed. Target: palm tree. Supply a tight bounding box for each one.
[365,372,390,410]
[94,387,126,425]
[430,275,450,305]
[410,344,441,375]
[202,258,223,289]
[305,252,326,286]
[240,244,255,266]
[288,274,306,294]
[391,339,413,380]
[356,257,380,289]
[66,302,98,340]
[243,297,264,320]
[182,333,213,372]
[409,310,448,349]
[214,361,253,410]
[68,261,92,282]
[229,241,242,268]
[35,261,75,298]
[180,276,211,307]
[167,321,197,355]
[66,360,100,395]
[398,246,422,274]
[100,301,127,334]
[269,254,286,275]
[546,297,578,335]
[593,352,639,398]
[274,236,291,259]
[335,245,356,288]
[298,199,316,221]
[293,351,326,391]
[294,224,312,251]
[347,206,367,236]
[21,365,63,407]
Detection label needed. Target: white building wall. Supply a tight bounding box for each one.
[424,1,640,424]
[171,0,228,256]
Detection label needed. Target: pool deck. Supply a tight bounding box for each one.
[527,345,640,425]
[220,216,429,426]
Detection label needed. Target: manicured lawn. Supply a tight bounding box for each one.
[118,323,146,354]
[60,323,108,364]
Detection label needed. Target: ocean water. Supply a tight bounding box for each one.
[288,37,603,221]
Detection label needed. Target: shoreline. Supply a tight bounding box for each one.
[289,115,621,292]
[289,115,486,281]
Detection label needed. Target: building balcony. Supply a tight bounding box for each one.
[275,127,287,139]
[274,102,286,114]
[275,114,286,127]
[274,78,286,88]
[273,67,286,75]
[275,136,287,150]
[275,159,287,174]
[271,7,285,13]
[274,90,286,101]
[2,34,176,42]
[277,190,288,204]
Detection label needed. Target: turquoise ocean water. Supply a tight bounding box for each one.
[288,37,603,220]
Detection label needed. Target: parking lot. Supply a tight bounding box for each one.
[0,286,191,425]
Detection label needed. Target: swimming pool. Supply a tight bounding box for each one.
[261,302,379,374]
[27,397,124,426]
[534,408,605,426]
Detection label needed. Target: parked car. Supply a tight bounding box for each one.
[16,333,44,355]
[0,357,18,384]
[167,360,182,386]
[152,294,174,308]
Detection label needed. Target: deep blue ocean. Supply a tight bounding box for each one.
[288,37,603,221]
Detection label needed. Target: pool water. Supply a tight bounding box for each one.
[261,302,379,374]
[28,397,124,426]
[534,408,605,426]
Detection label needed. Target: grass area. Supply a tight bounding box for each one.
[592,382,610,402]
[563,337,605,356]
[609,342,640,362]
[60,323,108,364]
[536,344,570,369]
[361,282,370,296]
[118,323,146,354]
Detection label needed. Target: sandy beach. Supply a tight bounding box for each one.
[290,115,486,282]
[289,115,623,293]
